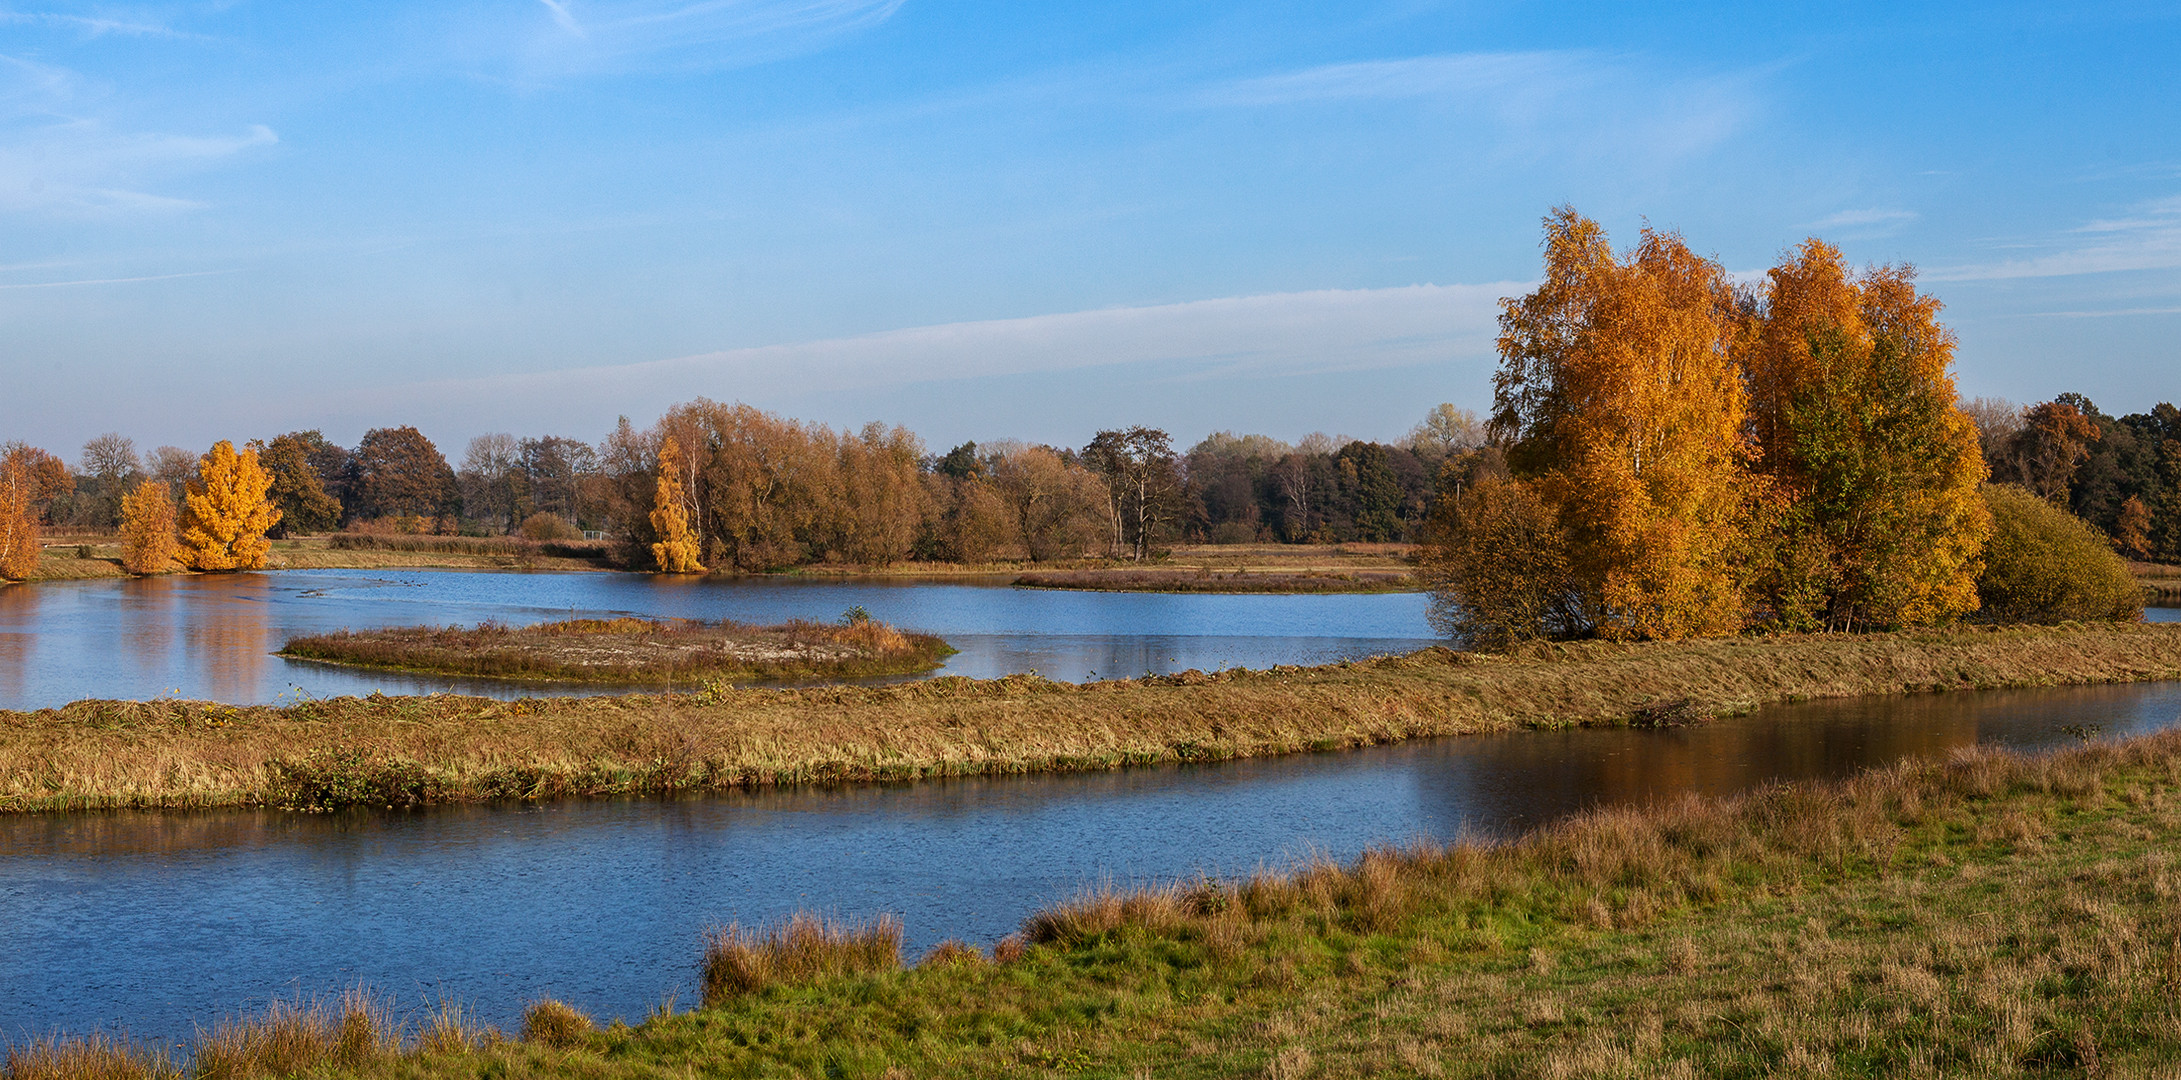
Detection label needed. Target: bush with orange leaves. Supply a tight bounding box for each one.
[118,480,179,575]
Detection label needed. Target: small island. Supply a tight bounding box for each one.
[279,615,953,685]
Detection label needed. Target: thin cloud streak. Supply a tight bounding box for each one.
[0,268,237,289]
[1930,194,2181,281]
[319,283,1515,433]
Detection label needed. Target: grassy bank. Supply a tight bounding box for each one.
[1012,568,1415,593]
[279,617,953,685]
[20,727,2181,1078]
[5,623,2181,813]
[2134,560,2181,601]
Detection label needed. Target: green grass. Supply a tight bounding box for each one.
[17,727,2181,1078]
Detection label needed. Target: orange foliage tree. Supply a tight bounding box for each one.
[119,480,179,575]
[179,441,282,571]
[649,435,704,573]
[1741,240,1989,630]
[0,456,37,580]
[1488,208,1754,640]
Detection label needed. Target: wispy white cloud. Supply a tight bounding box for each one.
[0,9,206,39]
[0,268,236,289]
[327,282,1513,429]
[1928,194,2181,281]
[1806,207,1919,232]
[0,54,276,216]
[496,0,904,76]
[1198,51,1760,169]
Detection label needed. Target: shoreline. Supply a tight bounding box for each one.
[5,622,2180,814]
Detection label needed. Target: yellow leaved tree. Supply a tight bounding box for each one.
[1741,240,1989,631]
[0,456,37,581]
[179,441,281,571]
[1487,208,1755,641]
[119,480,179,575]
[650,435,704,573]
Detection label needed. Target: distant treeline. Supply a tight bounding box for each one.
[0,401,1484,571]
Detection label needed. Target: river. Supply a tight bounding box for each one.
[0,570,1436,711]
[3,678,2178,1043]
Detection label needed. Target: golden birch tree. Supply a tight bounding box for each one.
[179,441,281,571]
[1742,241,1989,630]
[0,457,37,581]
[649,435,704,572]
[119,480,179,575]
[1488,208,1754,640]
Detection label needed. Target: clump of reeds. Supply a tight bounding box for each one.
[4,1035,176,1080]
[701,914,904,1005]
[193,991,394,1080]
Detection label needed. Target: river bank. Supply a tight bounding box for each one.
[5,623,2179,813]
[24,724,2181,1077]
[10,537,1419,593]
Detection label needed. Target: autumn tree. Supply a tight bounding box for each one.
[2012,400,2100,504]
[830,422,929,565]
[178,441,281,571]
[1084,427,1182,560]
[992,445,1107,561]
[348,426,458,527]
[0,455,37,580]
[1404,404,1486,466]
[1486,208,1753,640]
[254,432,343,536]
[119,481,178,574]
[77,433,142,528]
[2114,495,2153,559]
[1417,451,1581,647]
[1740,240,1989,630]
[649,435,704,573]
[1,443,72,525]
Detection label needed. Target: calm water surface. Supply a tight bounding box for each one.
[4,679,2178,1042]
[0,570,1435,710]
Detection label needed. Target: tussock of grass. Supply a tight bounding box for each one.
[278,617,951,685]
[19,728,2181,1077]
[701,914,904,1005]
[6,623,2181,812]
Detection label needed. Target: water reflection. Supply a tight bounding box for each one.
[0,571,1435,710]
[4,678,2178,1043]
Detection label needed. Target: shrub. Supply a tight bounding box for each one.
[1976,484,2143,623]
[519,513,581,541]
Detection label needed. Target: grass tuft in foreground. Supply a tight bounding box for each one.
[15,729,2181,1077]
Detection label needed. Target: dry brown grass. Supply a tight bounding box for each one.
[278,616,944,685]
[5,623,2181,813]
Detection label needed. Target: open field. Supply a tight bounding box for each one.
[5,622,2179,813]
[280,617,953,685]
[20,724,2181,1077]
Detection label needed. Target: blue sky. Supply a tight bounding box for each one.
[2,0,2177,459]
